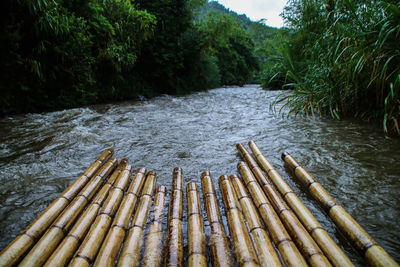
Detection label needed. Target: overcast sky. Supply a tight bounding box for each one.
[215,0,287,28]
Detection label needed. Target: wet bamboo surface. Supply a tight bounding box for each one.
[187,182,207,267]
[249,141,353,267]
[237,143,332,267]
[142,185,167,267]
[165,167,184,267]
[116,171,156,267]
[201,172,233,267]
[91,168,147,267]
[230,174,282,267]
[21,159,128,267]
[282,152,399,267]
[2,146,397,267]
[219,175,260,267]
[44,162,136,267]
[0,149,114,267]
[68,163,133,267]
[238,161,308,267]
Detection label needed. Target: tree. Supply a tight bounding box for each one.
[199,12,259,85]
[0,0,155,114]
[270,0,400,135]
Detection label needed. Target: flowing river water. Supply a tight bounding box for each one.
[0,85,399,265]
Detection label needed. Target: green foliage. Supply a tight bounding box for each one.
[195,1,253,29]
[0,0,271,115]
[0,0,156,114]
[384,75,400,135]
[197,1,282,84]
[267,0,400,136]
[132,0,205,95]
[91,0,156,100]
[198,12,259,85]
[0,0,96,112]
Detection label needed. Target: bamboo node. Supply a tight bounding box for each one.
[76,254,92,263]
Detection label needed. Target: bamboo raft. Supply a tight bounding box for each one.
[0,143,398,267]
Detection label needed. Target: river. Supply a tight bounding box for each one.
[0,85,399,265]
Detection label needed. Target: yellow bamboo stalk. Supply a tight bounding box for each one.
[238,162,308,267]
[219,175,259,267]
[249,141,353,267]
[142,185,167,267]
[91,168,147,267]
[0,149,114,267]
[68,164,132,267]
[237,144,332,267]
[282,152,399,267]
[230,174,282,267]
[19,159,125,267]
[44,165,143,267]
[165,167,184,267]
[116,171,156,267]
[201,172,232,267]
[186,182,207,267]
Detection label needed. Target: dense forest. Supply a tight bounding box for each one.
[0,0,269,115]
[1,0,399,135]
[265,0,400,136]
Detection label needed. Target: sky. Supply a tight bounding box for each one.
[215,0,287,28]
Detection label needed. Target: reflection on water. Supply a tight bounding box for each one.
[0,85,399,265]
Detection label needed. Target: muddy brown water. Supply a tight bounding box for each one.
[0,85,399,265]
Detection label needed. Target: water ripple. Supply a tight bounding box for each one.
[0,85,399,264]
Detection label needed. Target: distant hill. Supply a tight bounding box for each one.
[195,1,285,83]
[195,1,281,45]
[195,1,253,29]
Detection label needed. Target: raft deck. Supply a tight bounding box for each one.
[0,142,398,267]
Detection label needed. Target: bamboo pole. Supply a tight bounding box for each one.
[237,144,332,267]
[44,165,143,267]
[186,182,207,267]
[282,152,399,267]
[68,164,132,267]
[201,172,232,267]
[18,159,125,267]
[91,168,147,267]
[230,174,282,267]
[142,185,167,267]
[0,149,114,267]
[165,167,184,267]
[238,162,308,267]
[219,175,259,267]
[249,141,353,267]
[116,171,156,267]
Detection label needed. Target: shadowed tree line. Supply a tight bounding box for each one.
[0,0,260,115]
